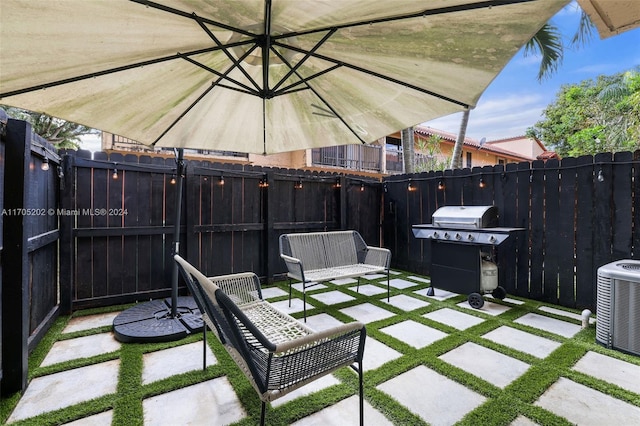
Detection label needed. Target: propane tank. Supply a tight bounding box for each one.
[480,259,498,293]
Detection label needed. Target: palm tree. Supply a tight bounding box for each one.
[445,9,595,169]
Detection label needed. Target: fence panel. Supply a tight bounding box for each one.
[1,120,60,395]
[382,150,640,311]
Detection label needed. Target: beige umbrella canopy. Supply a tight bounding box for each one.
[1,0,568,155]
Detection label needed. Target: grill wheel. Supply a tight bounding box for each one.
[468,292,484,309]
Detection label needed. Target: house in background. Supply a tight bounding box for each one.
[100,125,556,177]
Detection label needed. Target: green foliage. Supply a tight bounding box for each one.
[414,135,450,172]
[0,106,97,149]
[529,67,640,157]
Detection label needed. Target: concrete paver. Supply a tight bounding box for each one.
[384,294,430,311]
[380,320,448,348]
[457,299,511,315]
[535,377,640,425]
[142,342,216,385]
[572,351,640,394]
[377,365,486,426]
[291,395,393,426]
[439,342,530,388]
[63,312,120,334]
[41,333,121,367]
[62,410,113,426]
[339,303,395,323]
[388,278,418,289]
[311,290,356,305]
[7,360,120,423]
[350,283,387,296]
[514,313,581,338]
[142,377,246,425]
[482,326,561,358]
[423,307,485,330]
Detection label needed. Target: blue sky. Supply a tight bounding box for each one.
[422,1,640,142]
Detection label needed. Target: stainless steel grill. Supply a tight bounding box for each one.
[412,205,518,246]
[412,205,523,309]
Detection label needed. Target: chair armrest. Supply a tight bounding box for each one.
[364,246,391,269]
[280,253,305,281]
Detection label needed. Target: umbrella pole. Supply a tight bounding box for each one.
[170,148,185,317]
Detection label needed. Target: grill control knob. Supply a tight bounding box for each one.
[432,232,439,239]
[455,233,462,240]
[467,234,474,241]
[489,235,497,243]
[443,232,450,239]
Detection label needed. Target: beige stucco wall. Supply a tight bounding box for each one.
[487,138,545,158]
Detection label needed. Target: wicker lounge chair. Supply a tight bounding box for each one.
[174,255,367,426]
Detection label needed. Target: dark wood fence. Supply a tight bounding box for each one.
[60,151,382,311]
[1,117,637,396]
[1,120,61,395]
[383,151,640,311]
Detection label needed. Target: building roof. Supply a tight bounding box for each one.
[414,126,557,161]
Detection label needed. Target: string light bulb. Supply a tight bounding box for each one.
[597,169,604,182]
[408,181,417,192]
[294,179,303,189]
[479,178,485,188]
[360,182,365,192]
[170,175,176,185]
[41,157,50,171]
[438,180,445,190]
[335,178,342,188]
[259,178,269,188]
[219,175,225,185]
[112,168,119,180]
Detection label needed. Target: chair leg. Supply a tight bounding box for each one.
[202,323,207,371]
[359,363,364,426]
[386,269,390,302]
[260,401,266,426]
[303,286,307,322]
[288,277,292,307]
[357,277,360,293]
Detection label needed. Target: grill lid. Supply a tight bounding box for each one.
[432,205,498,229]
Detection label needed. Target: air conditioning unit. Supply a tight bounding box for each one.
[596,260,640,356]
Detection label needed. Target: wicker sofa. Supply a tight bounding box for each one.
[173,255,366,426]
[279,230,391,319]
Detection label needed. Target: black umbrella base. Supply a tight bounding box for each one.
[113,296,203,343]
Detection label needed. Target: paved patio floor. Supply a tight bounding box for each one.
[5,274,640,425]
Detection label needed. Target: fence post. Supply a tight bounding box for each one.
[1,119,31,395]
[264,171,275,282]
[59,152,75,314]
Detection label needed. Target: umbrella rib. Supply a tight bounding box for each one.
[150,82,218,146]
[270,0,536,40]
[0,44,249,98]
[273,41,469,108]
[273,49,367,145]
[179,54,259,96]
[273,64,341,96]
[270,29,337,94]
[192,13,262,93]
[129,0,256,37]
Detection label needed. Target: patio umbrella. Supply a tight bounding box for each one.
[0,0,568,342]
[0,0,569,155]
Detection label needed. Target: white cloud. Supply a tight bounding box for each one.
[422,93,549,141]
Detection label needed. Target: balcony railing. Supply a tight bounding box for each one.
[311,144,382,172]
